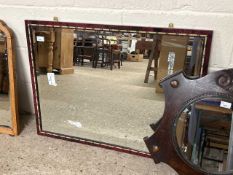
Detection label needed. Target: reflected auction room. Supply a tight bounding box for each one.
[0,1,233,175]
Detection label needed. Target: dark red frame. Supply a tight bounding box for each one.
[25,20,213,158]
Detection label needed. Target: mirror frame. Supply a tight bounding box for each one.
[25,20,213,157]
[0,20,19,136]
[145,69,233,174]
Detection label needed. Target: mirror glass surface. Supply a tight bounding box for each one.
[176,98,233,173]
[30,23,209,152]
[0,31,11,127]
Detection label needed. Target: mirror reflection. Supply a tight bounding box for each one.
[0,31,11,127]
[176,98,233,173]
[31,25,208,151]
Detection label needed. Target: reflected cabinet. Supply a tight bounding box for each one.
[0,20,19,135]
[33,28,74,74]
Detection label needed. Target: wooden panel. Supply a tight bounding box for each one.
[54,28,74,74]
[195,103,232,115]
[53,29,61,68]
[156,35,188,93]
[35,28,74,74]
[37,42,49,67]
[60,29,74,73]
[0,41,6,53]
[35,29,55,72]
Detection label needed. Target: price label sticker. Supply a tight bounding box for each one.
[220,101,232,109]
[36,36,45,42]
[167,52,175,75]
[47,73,57,86]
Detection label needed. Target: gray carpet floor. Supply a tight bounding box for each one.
[0,114,177,175]
[37,60,165,151]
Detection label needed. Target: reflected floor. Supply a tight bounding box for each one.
[38,60,165,151]
[0,94,11,126]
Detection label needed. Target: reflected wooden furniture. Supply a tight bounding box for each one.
[0,20,19,136]
[75,45,95,66]
[34,28,74,74]
[111,48,121,70]
[184,37,204,77]
[155,35,189,93]
[73,37,96,67]
[0,38,8,94]
[94,36,112,68]
[144,36,161,83]
[0,52,9,94]
[53,28,74,74]
[194,102,232,170]
[34,29,55,72]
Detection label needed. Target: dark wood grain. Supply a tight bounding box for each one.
[145,69,233,175]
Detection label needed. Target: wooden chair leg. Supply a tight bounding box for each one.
[120,53,123,66]
[110,52,113,70]
[101,52,105,67]
[154,58,158,79]
[81,57,84,65]
[121,57,123,66]
[118,53,121,69]
[92,52,95,68]
[94,52,98,68]
[144,57,153,83]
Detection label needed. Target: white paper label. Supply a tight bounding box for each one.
[167,52,175,75]
[66,120,82,128]
[36,36,45,42]
[47,73,57,86]
[220,101,232,109]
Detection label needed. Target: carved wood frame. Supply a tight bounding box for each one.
[144,69,233,175]
[0,20,19,135]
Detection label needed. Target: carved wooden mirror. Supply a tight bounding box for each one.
[25,20,212,157]
[145,69,233,174]
[0,20,19,135]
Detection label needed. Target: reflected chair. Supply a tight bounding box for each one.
[74,37,96,67]
[110,44,122,70]
[94,35,111,68]
[94,36,122,70]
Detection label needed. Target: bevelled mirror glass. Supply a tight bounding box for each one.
[0,20,19,135]
[176,98,233,174]
[26,20,212,156]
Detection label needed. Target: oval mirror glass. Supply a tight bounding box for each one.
[175,98,233,173]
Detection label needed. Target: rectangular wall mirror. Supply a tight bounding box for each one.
[25,20,213,156]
